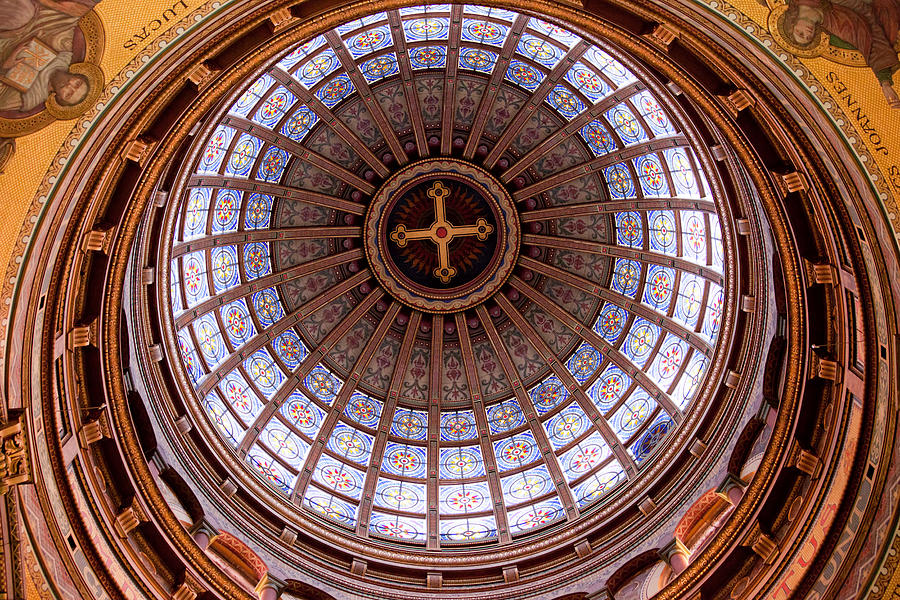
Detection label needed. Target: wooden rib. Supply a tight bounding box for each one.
[426,319,443,549]
[440,5,465,155]
[493,293,637,474]
[454,312,512,543]
[518,197,717,223]
[474,305,579,519]
[172,226,360,257]
[269,67,391,178]
[499,80,645,179]
[356,311,423,535]
[518,255,712,355]
[324,31,408,165]
[174,248,363,329]
[222,115,376,193]
[187,175,367,215]
[462,14,530,159]
[508,276,682,421]
[291,301,402,503]
[512,137,688,200]
[483,40,590,167]
[198,269,370,397]
[521,236,723,285]
[388,10,428,155]
[238,287,385,456]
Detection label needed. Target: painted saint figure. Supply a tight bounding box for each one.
[782,0,900,106]
[0,0,98,113]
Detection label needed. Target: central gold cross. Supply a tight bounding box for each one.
[389,181,494,283]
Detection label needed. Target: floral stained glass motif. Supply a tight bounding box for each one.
[192,313,227,369]
[564,63,611,103]
[634,153,670,197]
[631,413,674,462]
[529,376,569,416]
[243,349,285,399]
[370,513,426,541]
[517,33,564,68]
[673,352,707,410]
[566,342,602,383]
[440,410,478,441]
[560,431,610,482]
[546,85,586,119]
[648,210,678,255]
[508,499,565,535]
[439,446,485,479]
[589,365,633,413]
[580,120,617,156]
[198,126,235,174]
[649,333,688,390]
[182,187,211,241]
[460,18,508,46]
[584,47,635,86]
[243,242,272,280]
[261,422,310,470]
[391,408,428,440]
[256,147,289,183]
[210,245,240,293]
[487,399,526,434]
[674,273,705,329]
[277,35,326,73]
[230,73,274,118]
[594,303,628,343]
[604,163,635,199]
[305,366,342,404]
[545,403,590,450]
[505,59,545,92]
[181,251,210,308]
[203,392,243,447]
[606,103,647,145]
[501,464,553,506]
[440,516,498,541]
[405,16,450,41]
[327,424,374,465]
[304,492,358,527]
[573,461,626,507]
[251,86,297,128]
[383,442,427,478]
[494,432,540,471]
[281,106,319,143]
[247,446,296,494]
[610,389,657,443]
[244,193,273,229]
[252,288,284,328]
[459,47,498,73]
[177,329,204,385]
[312,455,365,501]
[375,477,426,512]
[665,147,700,197]
[346,25,393,58]
[623,318,661,368]
[611,258,641,298]
[281,391,326,438]
[681,211,708,264]
[344,392,383,428]
[439,481,491,515]
[224,134,262,178]
[220,299,256,349]
[316,74,355,108]
[615,211,642,247]
[633,90,676,136]
[409,46,447,69]
[219,371,264,425]
[528,18,580,48]
[211,189,240,233]
[702,284,724,340]
[360,53,399,84]
[642,265,676,313]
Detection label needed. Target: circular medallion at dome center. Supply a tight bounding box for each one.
[365,159,519,313]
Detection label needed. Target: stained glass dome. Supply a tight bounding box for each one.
[163,4,729,547]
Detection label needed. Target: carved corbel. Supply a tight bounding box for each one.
[114,499,148,538]
[172,574,203,600]
[67,319,98,349]
[81,224,115,254]
[0,416,30,494]
[79,412,111,447]
[743,522,779,564]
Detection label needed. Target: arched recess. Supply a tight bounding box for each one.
[606,549,662,599]
[207,532,269,595]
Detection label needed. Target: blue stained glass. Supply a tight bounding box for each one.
[304,491,358,526]
[209,245,240,293]
[633,90,677,136]
[225,133,262,178]
[252,288,284,327]
[312,455,365,501]
[383,442,427,478]
[182,187,210,241]
[181,251,210,308]
[177,328,204,385]
[604,163,635,199]
[336,12,387,35]
[460,18,508,46]
[360,53,399,84]
[494,431,540,472]
[702,284,724,340]
[247,446,296,494]
[564,63,612,103]
[611,258,641,298]
[649,334,688,390]
[594,303,628,343]
[709,214,725,271]
[220,299,256,349]
[682,211,708,264]
[517,33,564,68]
[623,318,660,368]
[544,403,590,450]
[219,370,265,425]
[261,422,310,470]
[281,390,326,438]
[316,74,355,108]
[566,342,602,383]
[251,86,297,128]
[305,365,342,404]
[369,513,426,542]
[256,147,289,183]
[273,329,308,370]
[648,210,678,255]
[665,148,699,197]
[440,410,478,441]
[277,36,326,73]
[409,45,447,69]
[615,211,642,247]
[391,408,428,440]
[606,104,647,145]
[198,125,235,174]
[588,365,632,413]
[281,106,319,143]
[459,47,498,73]
[344,392,382,428]
[573,461,625,507]
[244,348,286,399]
[584,47,635,87]
[327,424,373,465]
[529,376,569,416]
[439,446,485,479]
[203,392,244,447]
[404,16,450,41]
[546,84,586,119]
[501,465,553,506]
[673,352,707,410]
[230,73,274,118]
[674,274,705,329]
[400,4,449,15]
[642,265,676,313]
[440,516,498,542]
[634,153,670,197]
[170,263,182,314]
[244,193,273,229]
[528,18,580,48]
[508,498,565,534]
[611,389,657,442]
[295,47,340,88]
[211,189,240,233]
[463,5,516,21]
[375,477,426,513]
[243,242,272,280]
[346,24,393,58]
[560,431,610,482]
[580,120,617,156]
[439,481,491,515]
[505,59,545,92]
[486,398,525,434]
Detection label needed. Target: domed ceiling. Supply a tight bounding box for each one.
[164,4,728,547]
